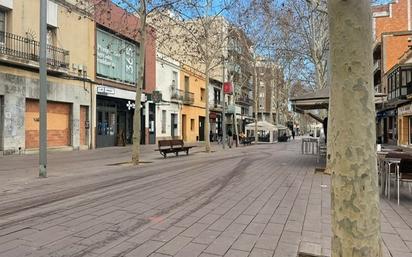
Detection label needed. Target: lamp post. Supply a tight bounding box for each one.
[39,0,47,178]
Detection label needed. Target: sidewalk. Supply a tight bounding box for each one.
[0,141,228,193]
[0,140,411,257]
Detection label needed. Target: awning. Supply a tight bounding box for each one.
[290,87,387,113]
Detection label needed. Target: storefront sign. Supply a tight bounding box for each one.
[96,85,147,103]
[96,29,138,84]
[97,86,115,95]
[398,103,412,116]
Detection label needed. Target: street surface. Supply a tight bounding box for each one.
[0,140,411,257]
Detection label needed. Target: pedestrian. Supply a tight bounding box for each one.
[292,130,295,140]
[227,128,233,148]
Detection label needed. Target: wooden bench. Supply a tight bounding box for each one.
[156,139,194,158]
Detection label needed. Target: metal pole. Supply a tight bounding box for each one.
[221,57,226,149]
[39,0,47,178]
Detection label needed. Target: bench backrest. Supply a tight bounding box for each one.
[158,139,184,149]
[170,139,184,148]
[158,140,171,149]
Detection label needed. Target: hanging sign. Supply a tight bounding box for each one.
[223,82,233,94]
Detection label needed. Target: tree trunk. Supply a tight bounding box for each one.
[328,1,381,256]
[205,66,211,153]
[132,2,146,166]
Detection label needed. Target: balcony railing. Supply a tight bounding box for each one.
[171,88,194,105]
[373,60,381,73]
[0,31,70,69]
[236,96,253,106]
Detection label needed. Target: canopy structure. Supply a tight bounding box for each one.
[290,87,387,113]
[245,121,289,143]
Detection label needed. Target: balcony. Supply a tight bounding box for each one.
[0,31,70,71]
[373,60,381,74]
[210,103,223,112]
[171,88,194,105]
[236,95,253,106]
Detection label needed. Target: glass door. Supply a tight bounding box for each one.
[96,107,116,148]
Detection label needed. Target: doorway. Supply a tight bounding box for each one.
[171,113,177,138]
[199,116,205,141]
[96,107,116,148]
[182,114,187,141]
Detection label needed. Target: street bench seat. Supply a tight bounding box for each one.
[155,139,194,158]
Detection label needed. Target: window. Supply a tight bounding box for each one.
[47,27,56,46]
[172,71,178,87]
[161,110,166,133]
[184,76,190,92]
[201,88,205,102]
[0,10,5,43]
[190,119,195,131]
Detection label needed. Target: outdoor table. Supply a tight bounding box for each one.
[383,158,401,200]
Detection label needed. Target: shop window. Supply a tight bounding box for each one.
[409,117,412,145]
[161,110,166,133]
[190,119,195,131]
[201,88,205,102]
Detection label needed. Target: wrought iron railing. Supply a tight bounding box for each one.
[0,31,70,68]
[236,96,252,105]
[171,87,194,105]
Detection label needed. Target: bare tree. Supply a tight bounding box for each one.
[277,0,329,91]
[151,0,238,152]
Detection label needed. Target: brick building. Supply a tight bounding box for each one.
[373,0,412,145]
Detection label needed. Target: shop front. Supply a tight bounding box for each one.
[209,111,222,142]
[397,103,412,147]
[96,85,151,148]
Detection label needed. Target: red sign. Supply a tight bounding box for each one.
[223,82,233,94]
[209,112,217,119]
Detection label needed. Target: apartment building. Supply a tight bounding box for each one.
[373,0,412,145]
[0,0,94,154]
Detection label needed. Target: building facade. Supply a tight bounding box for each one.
[92,0,157,147]
[373,0,412,145]
[155,53,181,141]
[180,65,206,143]
[0,0,94,154]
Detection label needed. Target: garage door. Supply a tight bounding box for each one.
[25,99,71,149]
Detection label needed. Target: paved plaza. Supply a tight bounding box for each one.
[1,140,412,256]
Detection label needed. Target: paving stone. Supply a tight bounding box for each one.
[204,236,237,256]
[249,247,274,257]
[125,240,164,257]
[193,230,221,245]
[231,234,258,252]
[244,222,266,235]
[175,242,207,257]
[156,236,192,255]
[224,249,249,257]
